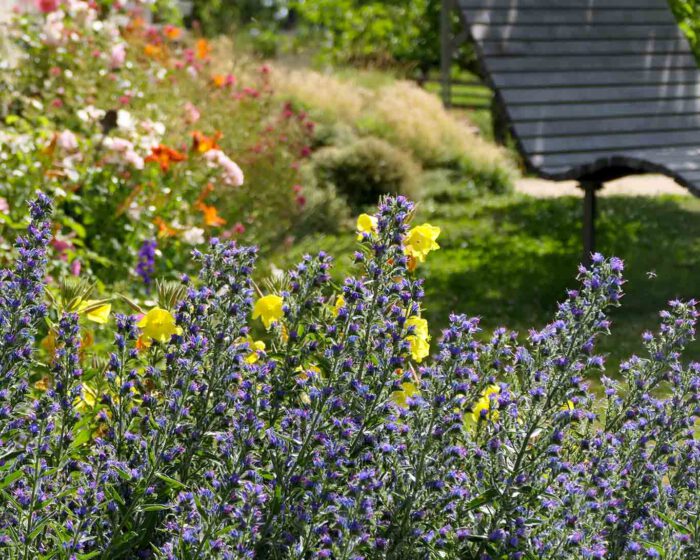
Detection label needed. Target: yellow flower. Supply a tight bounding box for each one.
[73,384,99,412]
[245,339,266,364]
[561,400,575,412]
[137,307,183,344]
[34,377,51,392]
[356,213,378,240]
[464,385,501,428]
[295,364,321,381]
[405,315,430,363]
[78,300,112,324]
[403,223,441,263]
[332,294,346,317]
[391,382,419,409]
[253,295,284,329]
[41,330,57,358]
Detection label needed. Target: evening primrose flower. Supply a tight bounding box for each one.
[245,339,266,364]
[404,223,441,263]
[77,300,112,324]
[356,213,378,240]
[73,384,99,412]
[296,364,321,381]
[137,307,183,344]
[405,315,430,362]
[332,294,346,317]
[465,385,501,428]
[562,400,575,411]
[391,382,419,408]
[253,295,284,329]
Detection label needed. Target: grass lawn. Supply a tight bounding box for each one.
[276,176,700,375]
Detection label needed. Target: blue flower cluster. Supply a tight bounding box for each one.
[136,238,157,287]
[0,194,698,559]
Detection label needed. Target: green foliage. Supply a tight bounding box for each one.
[312,137,421,211]
[296,0,433,68]
[293,0,474,72]
[670,0,700,57]
[189,0,291,38]
[280,187,700,373]
[0,6,315,290]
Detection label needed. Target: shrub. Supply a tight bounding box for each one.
[360,82,515,191]
[0,4,315,287]
[312,137,421,210]
[0,192,699,558]
[309,121,357,150]
[292,166,352,234]
[271,66,369,124]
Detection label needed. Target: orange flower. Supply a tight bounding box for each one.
[196,38,211,60]
[144,43,164,59]
[197,202,226,227]
[136,334,152,352]
[195,183,215,207]
[127,16,146,31]
[163,25,181,40]
[212,74,226,88]
[191,131,221,154]
[154,217,179,238]
[407,254,418,273]
[145,144,186,172]
[41,329,57,358]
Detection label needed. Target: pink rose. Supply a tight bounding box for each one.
[184,101,200,124]
[204,149,244,187]
[57,130,78,151]
[110,43,126,69]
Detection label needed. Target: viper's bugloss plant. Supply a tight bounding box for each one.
[0,193,699,559]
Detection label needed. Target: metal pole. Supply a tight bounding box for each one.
[441,0,452,108]
[580,180,600,267]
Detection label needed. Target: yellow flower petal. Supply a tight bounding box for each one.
[137,307,182,344]
[73,384,99,412]
[356,213,378,240]
[405,315,430,363]
[252,295,284,329]
[78,300,112,324]
[391,382,419,408]
[464,385,501,428]
[245,339,266,364]
[404,223,441,264]
[332,294,346,317]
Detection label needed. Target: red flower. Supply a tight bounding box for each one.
[37,0,58,13]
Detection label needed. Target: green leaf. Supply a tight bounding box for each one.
[139,504,171,512]
[61,216,86,238]
[0,470,22,491]
[155,472,185,490]
[463,488,499,511]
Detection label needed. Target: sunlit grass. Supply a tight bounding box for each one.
[276,180,700,376]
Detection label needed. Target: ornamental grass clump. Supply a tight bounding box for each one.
[0,193,699,559]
